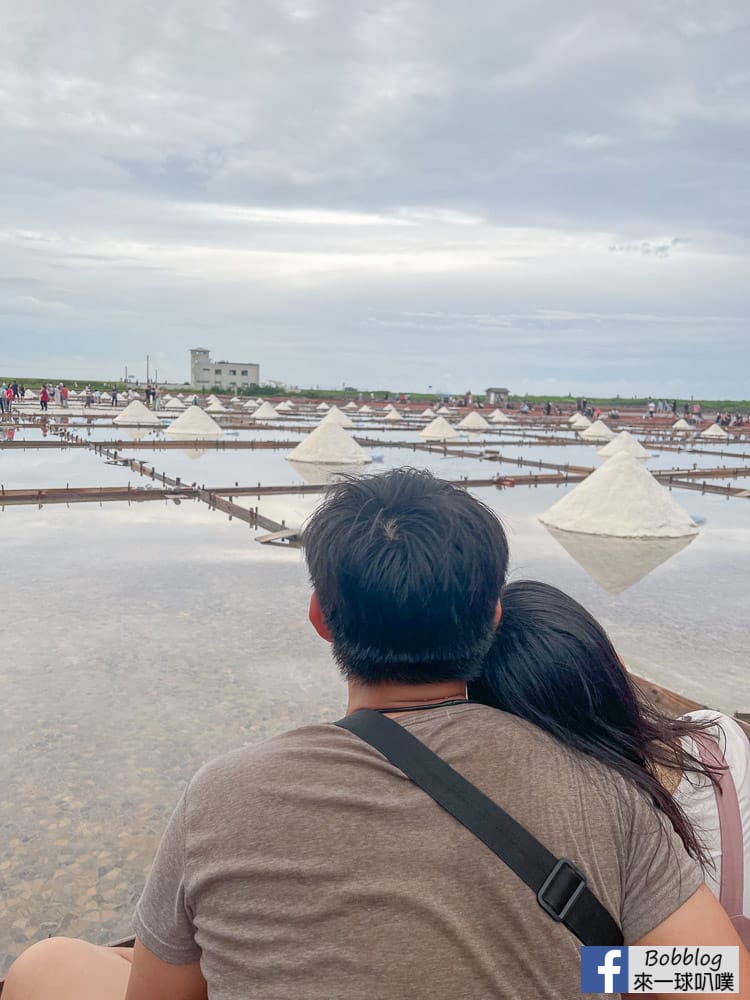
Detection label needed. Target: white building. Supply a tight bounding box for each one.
[190,348,260,390]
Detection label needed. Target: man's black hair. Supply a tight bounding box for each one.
[303,467,509,684]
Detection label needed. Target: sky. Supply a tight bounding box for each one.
[2,0,749,397]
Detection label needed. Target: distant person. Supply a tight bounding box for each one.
[0,383,5,414]
[39,385,49,411]
[19,385,25,399]
[11,380,18,399]
[61,384,68,407]
[5,384,13,412]
[647,400,656,418]
[469,579,750,943]
[54,384,62,407]
[5,469,745,1000]
[111,387,118,406]
[545,400,552,415]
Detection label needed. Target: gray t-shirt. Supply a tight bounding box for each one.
[134,703,702,999]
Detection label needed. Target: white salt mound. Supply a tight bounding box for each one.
[539,452,698,538]
[598,430,651,461]
[420,407,436,418]
[489,410,511,424]
[113,400,162,427]
[24,389,37,399]
[206,400,229,413]
[384,409,402,422]
[321,405,355,429]
[579,419,615,441]
[316,402,330,412]
[570,414,591,429]
[286,421,372,465]
[166,406,223,439]
[358,404,373,414]
[672,418,691,431]
[164,397,186,411]
[700,423,730,439]
[252,402,279,420]
[343,401,358,410]
[457,411,489,431]
[243,399,258,409]
[436,405,451,415]
[420,416,459,442]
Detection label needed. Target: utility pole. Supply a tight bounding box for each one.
[146,355,150,383]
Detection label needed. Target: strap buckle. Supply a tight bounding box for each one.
[536,858,587,922]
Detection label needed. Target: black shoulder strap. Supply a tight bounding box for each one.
[335,708,623,947]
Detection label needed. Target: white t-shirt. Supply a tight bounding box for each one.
[675,710,750,915]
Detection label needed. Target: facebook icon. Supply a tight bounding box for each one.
[581,947,629,994]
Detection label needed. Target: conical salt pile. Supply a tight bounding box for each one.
[165,406,223,439]
[286,421,372,465]
[570,413,591,429]
[457,411,489,431]
[385,403,398,412]
[101,392,111,401]
[25,389,37,399]
[699,423,730,439]
[207,395,220,405]
[113,399,162,427]
[436,405,451,415]
[206,400,229,414]
[420,416,459,442]
[567,413,580,424]
[539,452,698,538]
[252,402,279,421]
[243,399,258,409]
[384,409,402,422]
[672,418,691,431]
[489,410,511,424]
[321,405,354,429]
[165,397,186,411]
[316,402,330,412]
[420,407,436,418]
[230,396,241,404]
[598,430,651,461]
[343,401,358,410]
[579,419,614,442]
[276,400,293,412]
[358,404,373,414]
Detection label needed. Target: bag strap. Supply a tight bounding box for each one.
[692,731,744,916]
[335,708,623,946]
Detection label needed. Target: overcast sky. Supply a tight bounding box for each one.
[2,1,749,397]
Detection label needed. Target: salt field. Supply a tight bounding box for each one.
[1,402,749,973]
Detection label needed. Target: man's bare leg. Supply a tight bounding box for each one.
[3,937,132,1000]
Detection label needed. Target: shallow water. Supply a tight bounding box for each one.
[0,429,748,973]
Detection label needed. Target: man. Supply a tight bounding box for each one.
[5,469,749,1000]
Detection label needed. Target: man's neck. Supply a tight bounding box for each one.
[346,679,468,716]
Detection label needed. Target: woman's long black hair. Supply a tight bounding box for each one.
[468,580,719,866]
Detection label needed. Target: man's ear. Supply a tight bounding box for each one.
[493,601,502,627]
[309,592,332,642]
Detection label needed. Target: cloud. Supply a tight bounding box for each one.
[0,0,748,395]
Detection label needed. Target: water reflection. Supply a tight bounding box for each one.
[543,525,697,594]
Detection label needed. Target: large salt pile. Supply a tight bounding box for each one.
[206,400,229,414]
[165,406,223,439]
[276,400,293,412]
[457,411,489,431]
[343,401,358,411]
[420,416,459,442]
[321,405,355,429]
[579,419,615,442]
[113,400,162,427]
[539,452,698,538]
[384,409,403,422]
[316,402,330,412]
[489,410,511,424]
[358,404,373,414]
[420,407,436,418]
[252,401,279,421]
[286,421,371,465]
[544,527,696,594]
[598,430,651,461]
[672,418,692,431]
[243,399,258,410]
[699,422,730,439]
[164,397,186,411]
[436,405,451,415]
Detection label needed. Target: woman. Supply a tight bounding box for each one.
[469,579,750,939]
